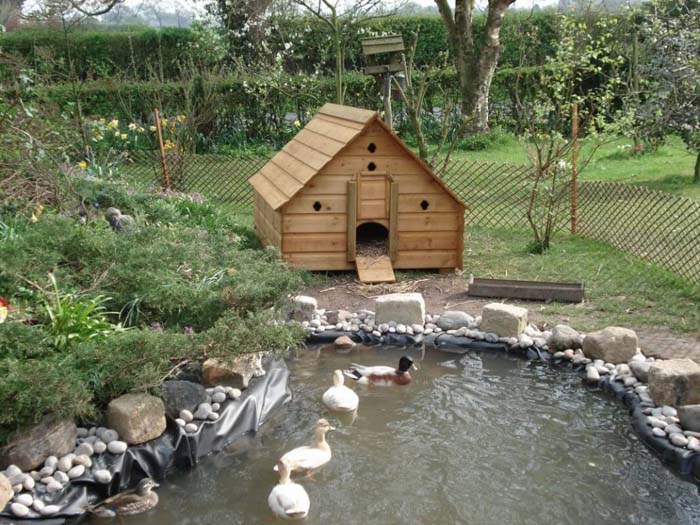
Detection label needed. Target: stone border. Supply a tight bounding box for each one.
[291,293,700,484]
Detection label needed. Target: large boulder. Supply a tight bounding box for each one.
[289,296,317,322]
[160,380,208,419]
[480,303,528,338]
[0,418,77,471]
[0,473,12,511]
[548,325,583,351]
[202,353,264,389]
[648,359,700,407]
[375,293,425,326]
[437,311,474,331]
[582,327,638,364]
[678,405,700,432]
[107,393,166,445]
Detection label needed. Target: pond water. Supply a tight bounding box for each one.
[100,346,700,524]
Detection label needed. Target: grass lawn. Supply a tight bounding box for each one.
[448,134,700,200]
[463,226,700,334]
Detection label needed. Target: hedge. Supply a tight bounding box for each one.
[1,10,564,83]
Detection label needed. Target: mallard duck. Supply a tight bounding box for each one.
[343,355,416,386]
[273,418,334,474]
[268,459,310,520]
[322,370,359,412]
[86,478,159,518]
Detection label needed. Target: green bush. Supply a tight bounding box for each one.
[457,127,512,151]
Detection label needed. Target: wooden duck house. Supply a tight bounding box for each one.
[249,103,466,283]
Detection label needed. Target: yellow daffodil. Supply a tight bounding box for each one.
[161,118,168,128]
[177,114,186,122]
[78,160,88,169]
[149,125,157,132]
[163,139,176,151]
[114,131,121,138]
[138,127,145,133]
[293,119,301,128]
[98,118,106,125]
[128,123,138,131]
[107,119,119,129]
[120,133,128,140]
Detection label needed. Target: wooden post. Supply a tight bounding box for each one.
[383,74,393,129]
[154,108,171,191]
[347,180,358,262]
[571,102,578,235]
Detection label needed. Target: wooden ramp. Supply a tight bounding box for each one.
[355,255,396,283]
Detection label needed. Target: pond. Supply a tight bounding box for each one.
[98,345,700,524]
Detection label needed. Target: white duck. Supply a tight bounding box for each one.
[322,370,359,412]
[274,418,334,474]
[268,459,310,520]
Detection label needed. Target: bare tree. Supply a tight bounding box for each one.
[434,0,515,132]
[291,0,395,104]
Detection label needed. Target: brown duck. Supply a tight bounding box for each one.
[86,478,160,518]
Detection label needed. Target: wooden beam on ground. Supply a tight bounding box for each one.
[467,278,584,303]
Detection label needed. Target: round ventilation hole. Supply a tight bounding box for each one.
[420,200,430,210]
[367,143,377,153]
[313,201,322,212]
[367,162,377,171]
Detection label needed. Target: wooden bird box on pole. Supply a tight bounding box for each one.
[361,34,405,129]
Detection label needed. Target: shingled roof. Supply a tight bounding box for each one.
[249,103,465,210]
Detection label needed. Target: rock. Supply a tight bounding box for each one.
[0,473,12,512]
[211,392,227,404]
[114,214,135,233]
[480,303,528,338]
[40,505,60,517]
[334,335,355,350]
[67,465,85,479]
[630,360,651,382]
[53,470,69,484]
[202,353,265,389]
[175,418,186,427]
[159,380,208,419]
[652,427,667,438]
[437,311,474,331]
[97,429,119,444]
[661,406,678,417]
[678,405,700,432]
[184,423,198,433]
[211,403,220,412]
[585,366,600,384]
[32,499,44,512]
[93,441,107,454]
[11,502,30,518]
[193,403,212,420]
[0,418,77,471]
[375,293,426,326]
[46,480,63,494]
[623,376,638,387]
[73,455,92,468]
[107,441,127,455]
[563,349,575,360]
[94,469,113,484]
[326,310,352,324]
[207,412,220,421]
[22,476,35,491]
[582,327,639,364]
[57,455,74,473]
[548,325,583,350]
[14,493,32,506]
[670,433,689,447]
[75,443,94,457]
[290,296,317,322]
[226,388,242,400]
[688,436,700,450]
[665,424,683,435]
[180,410,194,423]
[411,324,424,334]
[648,359,700,407]
[107,393,167,445]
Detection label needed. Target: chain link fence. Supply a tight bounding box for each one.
[125,150,700,284]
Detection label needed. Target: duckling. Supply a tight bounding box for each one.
[268,459,310,521]
[86,478,159,518]
[322,370,359,412]
[343,355,416,386]
[273,418,334,475]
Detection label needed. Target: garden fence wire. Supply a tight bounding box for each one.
[126,151,700,284]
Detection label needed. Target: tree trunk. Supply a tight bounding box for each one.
[435,0,514,132]
[695,150,700,183]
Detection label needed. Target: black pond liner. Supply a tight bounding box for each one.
[1,360,290,524]
[309,329,700,485]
